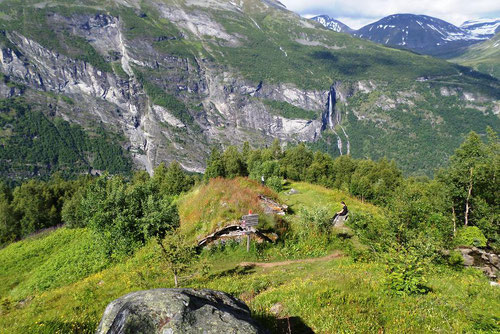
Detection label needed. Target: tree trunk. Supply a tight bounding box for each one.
[464,167,473,226]
[174,272,178,288]
[452,205,457,237]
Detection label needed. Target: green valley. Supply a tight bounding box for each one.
[452,33,500,80]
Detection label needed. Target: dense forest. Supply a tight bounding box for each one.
[0,97,132,181]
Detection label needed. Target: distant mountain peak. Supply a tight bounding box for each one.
[311,15,353,33]
[353,14,486,58]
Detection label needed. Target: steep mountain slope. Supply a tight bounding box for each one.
[311,15,353,33]
[451,33,500,79]
[461,18,500,39]
[0,0,498,178]
[354,14,484,58]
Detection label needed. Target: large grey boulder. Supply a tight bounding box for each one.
[457,247,500,280]
[96,288,267,334]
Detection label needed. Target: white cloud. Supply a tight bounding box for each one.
[280,0,500,29]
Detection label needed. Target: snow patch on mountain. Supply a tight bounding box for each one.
[311,15,353,33]
[461,18,500,38]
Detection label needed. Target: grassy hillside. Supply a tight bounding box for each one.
[451,33,500,79]
[1,180,499,333]
[178,178,279,241]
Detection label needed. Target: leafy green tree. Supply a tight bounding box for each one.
[349,159,402,205]
[222,146,246,178]
[154,162,194,195]
[280,144,313,181]
[61,176,94,228]
[266,176,283,193]
[159,232,196,287]
[438,131,497,230]
[306,152,335,187]
[331,155,358,191]
[0,186,17,245]
[271,138,282,159]
[79,174,180,258]
[140,193,179,241]
[204,147,225,181]
[390,178,449,246]
[12,180,60,235]
[241,141,251,163]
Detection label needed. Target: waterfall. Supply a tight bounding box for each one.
[340,125,350,155]
[322,83,350,156]
[328,90,334,129]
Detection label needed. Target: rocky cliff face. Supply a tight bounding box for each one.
[0,0,498,176]
[0,15,342,173]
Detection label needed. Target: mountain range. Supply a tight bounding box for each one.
[312,14,499,58]
[0,0,498,180]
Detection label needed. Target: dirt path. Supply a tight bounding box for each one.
[239,251,342,268]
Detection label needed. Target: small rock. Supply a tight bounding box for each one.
[287,188,299,195]
[488,254,499,267]
[458,248,472,255]
[490,281,500,287]
[269,303,284,316]
[482,266,497,279]
[463,254,475,266]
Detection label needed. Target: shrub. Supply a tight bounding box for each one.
[79,175,179,258]
[385,247,430,295]
[159,232,196,287]
[266,176,283,193]
[447,250,464,270]
[455,226,487,248]
[347,212,393,253]
[297,206,331,233]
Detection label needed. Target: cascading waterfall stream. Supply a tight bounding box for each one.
[322,84,350,155]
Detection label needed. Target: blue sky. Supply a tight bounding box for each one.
[279,0,500,29]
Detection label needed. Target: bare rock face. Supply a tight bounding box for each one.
[96,288,267,334]
[457,247,500,280]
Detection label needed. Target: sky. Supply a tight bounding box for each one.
[279,0,500,29]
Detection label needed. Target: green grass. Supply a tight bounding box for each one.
[0,228,109,301]
[280,181,383,217]
[1,180,499,333]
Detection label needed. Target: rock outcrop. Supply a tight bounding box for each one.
[457,247,500,280]
[96,288,267,334]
